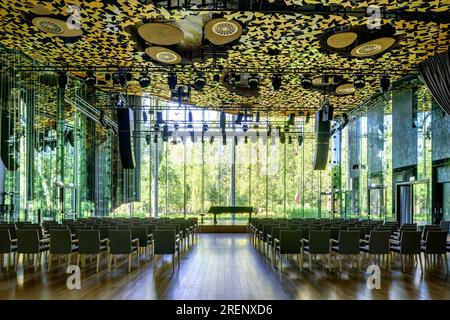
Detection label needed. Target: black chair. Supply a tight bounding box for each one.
[153,229,180,273]
[48,230,78,271]
[421,231,448,273]
[108,230,139,273]
[301,230,331,272]
[77,230,108,272]
[0,229,17,272]
[15,229,49,272]
[131,226,152,261]
[390,231,422,272]
[274,230,302,270]
[331,231,361,272]
[360,230,391,271]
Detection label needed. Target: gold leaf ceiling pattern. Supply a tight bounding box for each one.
[0,0,449,115]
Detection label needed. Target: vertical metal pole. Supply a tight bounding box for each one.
[230,117,236,221]
[56,74,66,219]
[265,133,269,217]
[283,140,287,217]
[152,141,158,218]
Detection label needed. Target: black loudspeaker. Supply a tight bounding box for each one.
[322,103,333,121]
[313,110,331,170]
[117,107,135,169]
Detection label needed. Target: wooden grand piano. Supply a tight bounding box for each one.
[208,206,254,224]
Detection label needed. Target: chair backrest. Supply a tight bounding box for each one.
[423,231,447,254]
[17,229,40,253]
[131,226,148,247]
[309,230,331,254]
[368,231,391,254]
[263,224,278,240]
[329,227,341,240]
[271,227,287,241]
[279,230,302,254]
[337,231,361,254]
[78,230,101,254]
[109,230,133,254]
[75,226,93,238]
[0,224,16,239]
[50,230,73,254]
[422,225,442,240]
[153,230,176,255]
[22,225,44,239]
[399,231,422,254]
[117,225,131,230]
[99,226,117,239]
[0,229,12,253]
[298,227,311,241]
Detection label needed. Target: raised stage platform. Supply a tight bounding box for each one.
[198,219,249,233]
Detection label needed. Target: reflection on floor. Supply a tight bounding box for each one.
[0,234,449,300]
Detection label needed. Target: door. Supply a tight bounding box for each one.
[397,184,412,225]
[368,185,384,218]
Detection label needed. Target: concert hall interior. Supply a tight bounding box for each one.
[0,0,449,301]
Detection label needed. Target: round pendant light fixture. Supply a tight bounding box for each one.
[326,32,357,49]
[351,37,396,58]
[138,23,184,46]
[145,46,181,64]
[204,18,242,45]
[32,17,83,37]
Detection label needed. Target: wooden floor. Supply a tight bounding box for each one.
[0,233,449,300]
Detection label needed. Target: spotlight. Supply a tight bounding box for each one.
[188,110,193,128]
[298,135,303,146]
[213,74,221,82]
[305,112,310,124]
[58,72,68,89]
[279,130,285,144]
[267,124,272,137]
[353,74,365,89]
[300,75,312,89]
[255,111,260,123]
[341,113,349,129]
[243,124,248,132]
[234,136,238,145]
[202,123,209,132]
[162,124,169,142]
[210,136,215,144]
[112,72,128,86]
[287,113,295,126]
[380,75,390,93]
[139,74,150,88]
[248,74,259,89]
[145,135,151,145]
[156,111,164,124]
[153,134,158,144]
[244,136,248,144]
[194,72,206,91]
[220,111,226,132]
[272,73,282,91]
[288,136,293,144]
[235,112,244,125]
[85,70,96,86]
[168,72,177,90]
[222,134,227,145]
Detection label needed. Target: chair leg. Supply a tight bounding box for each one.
[309,254,312,272]
[14,253,19,272]
[300,250,304,271]
[5,253,9,272]
[0,253,3,271]
[108,255,112,272]
[339,254,342,272]
[418,254,423,272]
[128,254,131,273]
[82,255,86,268]
[24,254,28,269]
[67,254,72,266]
[172,254,175,273]
[444,253,449,274]
[76,254,80,267]
[136,251,140,268]
[34,254,38,272]
[328,254,331,272]
[96,254,100,273]
[280,254,282,271]
[357,254,361,271]
[177,249,180,268]
[47,253,52,272]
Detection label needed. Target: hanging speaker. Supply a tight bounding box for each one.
[117,107,135,170]
[313,110,330,170]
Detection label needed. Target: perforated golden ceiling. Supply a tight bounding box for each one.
[0,0,449,115]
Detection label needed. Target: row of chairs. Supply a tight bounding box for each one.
[0,218,198,273]
[250,219,450,273]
